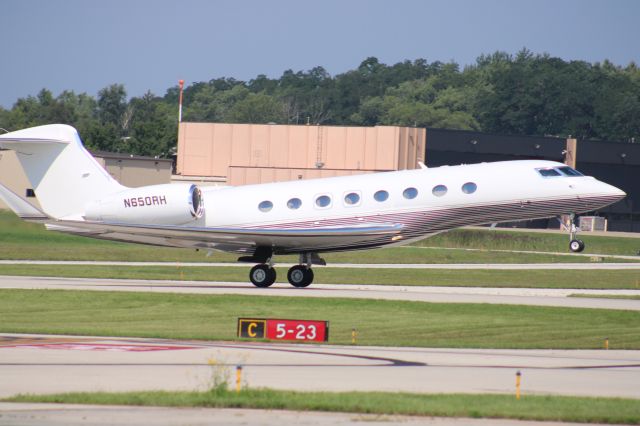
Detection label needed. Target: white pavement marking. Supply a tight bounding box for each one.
[1,275,640,310]
[1,334,639,400]
[1,259,640,269]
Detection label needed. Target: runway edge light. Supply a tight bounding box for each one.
[236,365,243,392]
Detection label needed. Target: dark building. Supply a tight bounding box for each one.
[425,128,639,232]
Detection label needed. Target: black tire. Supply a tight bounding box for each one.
[287,265,314,288]
[569,239,585,253]
[250,264,276,287]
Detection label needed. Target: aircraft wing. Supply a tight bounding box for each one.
[48,219,404,254]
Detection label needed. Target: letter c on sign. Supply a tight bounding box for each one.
[248,323,257,337]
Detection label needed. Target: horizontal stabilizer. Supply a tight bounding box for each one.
[0,182,48,221]
[0,124,124,220]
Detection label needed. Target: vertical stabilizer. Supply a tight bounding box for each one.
[0,124,125,219]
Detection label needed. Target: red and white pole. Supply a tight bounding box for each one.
[178,79,184,122]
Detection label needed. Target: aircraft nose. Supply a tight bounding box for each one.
[598,181,626,204]
[607,184,626,200]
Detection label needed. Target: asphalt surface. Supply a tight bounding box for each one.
[1,275,639,310]
[1,333,639,400]
[0,403,608,426]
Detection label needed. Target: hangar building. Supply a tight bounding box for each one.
[174,123,425,185]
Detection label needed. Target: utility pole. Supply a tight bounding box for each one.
[178,80,184,123]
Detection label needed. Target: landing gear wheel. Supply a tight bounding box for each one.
[287,265,314,288]
[569,239,585,253]
[250,264,276,287]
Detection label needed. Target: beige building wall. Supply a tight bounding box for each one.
[228,166,370,186]
[96,156,173,187]
[176,123,425,185]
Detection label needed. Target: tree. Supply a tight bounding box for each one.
[87,84,129,152]
[3,51,639,157]
[352,77,480,130]
[127,91,176,157]
[276,66,334,124]
[227,92,284,123]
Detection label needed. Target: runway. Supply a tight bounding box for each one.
[1,275,639,310]
[1,333,639,400]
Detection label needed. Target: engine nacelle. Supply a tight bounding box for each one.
[84,184,204,225]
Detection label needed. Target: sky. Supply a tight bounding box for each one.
[2,0,639,108]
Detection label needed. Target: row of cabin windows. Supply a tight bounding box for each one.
[258,182,478,212]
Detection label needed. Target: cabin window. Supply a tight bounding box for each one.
[258,200,273,212]
[557,166,583,177]
[374,190,389,202]
[344,192,361,206]
[315,195,332,208]
[403,187,418,199]
[537,168,562,177]
[432,185,447,197]
[462,182,477,194]
[287,198,302,210]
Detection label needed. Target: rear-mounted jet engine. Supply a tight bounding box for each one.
[84,184,204,225]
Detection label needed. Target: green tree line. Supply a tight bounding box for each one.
[1,49,639,157]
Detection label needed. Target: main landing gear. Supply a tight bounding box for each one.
[249,264,277,288]
[241,249,325,288]
[563,213,585,253]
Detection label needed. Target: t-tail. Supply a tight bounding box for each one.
[0,124,125,220]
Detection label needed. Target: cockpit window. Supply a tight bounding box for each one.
[537,166,584,178]
[557,166,583,177]
[536,168,562,177]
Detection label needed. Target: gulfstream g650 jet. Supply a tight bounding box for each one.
[0,124,626,287]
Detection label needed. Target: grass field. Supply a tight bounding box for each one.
[1,264,639,288]
[6,389,640,424]
[2,289,638,349]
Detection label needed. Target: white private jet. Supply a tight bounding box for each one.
[0,124,626,288]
